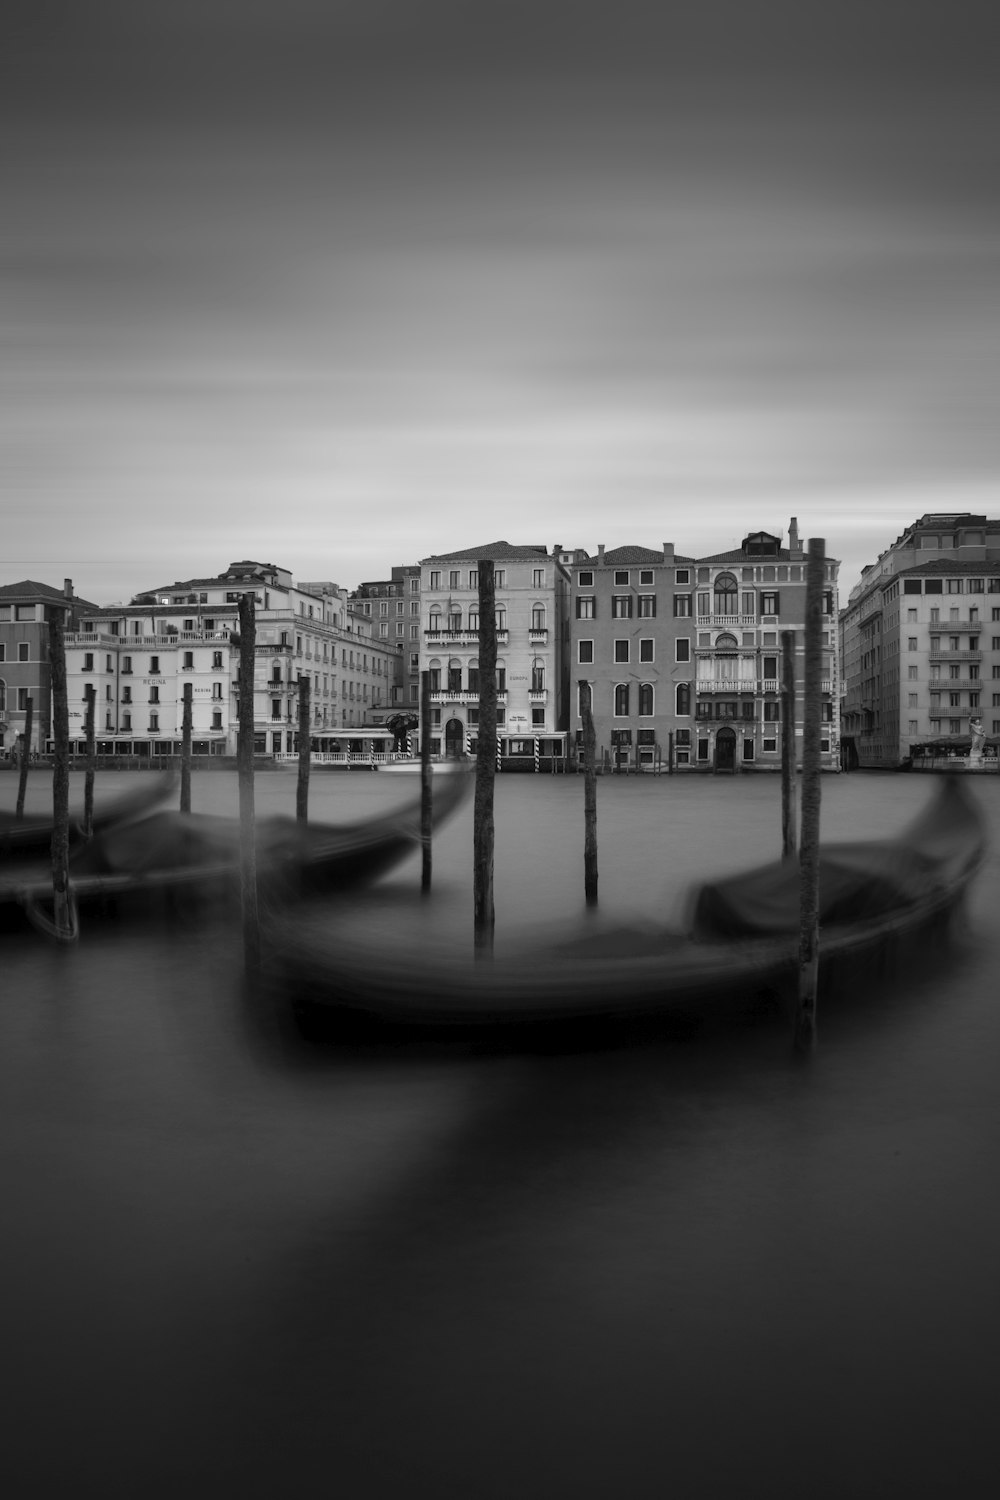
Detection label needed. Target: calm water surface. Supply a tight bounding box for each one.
[2,767,998,1498]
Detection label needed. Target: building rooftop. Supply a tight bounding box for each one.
[420,541,550,563]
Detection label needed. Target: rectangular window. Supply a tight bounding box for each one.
[149,713,159,732]
[676,639,691,662]
[614,570,629,585]
[697,739,710,762]
[674,594,692,617]
[640,570,654,586]
[578,571,593,587]
[121,686,132,704]
[908,638,918,650]
[532,569,544,588]
[149,686,160,704]
[638,595,656,617]
[183,651,194,669]
[639,639,654,662]
[429,571,441,589]
[907,609,918,622]
[83,652,94,671]
[612,595,633,618]
[494,570,505,589]
[576,596,595,619]
[761,592,779,615]
[614,640,629,663]
[907,665,918,679]
[908,693,918,708]
[449,570,459,589]
[150,656,160,673]
[122,656,132,673]
[578,641,594,664]
[764,701,780,721]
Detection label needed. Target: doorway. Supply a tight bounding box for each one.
[444,718,465,757]
[715,726,736,772]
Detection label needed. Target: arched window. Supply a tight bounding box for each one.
[428,657,442,692]
[495,605,507,632]
[614,683,630,716]
[0,679,5,714]
[447,607,461,632]
[676,682,691,716]
[531,603,546,631]
[495,657,506,692]
[468,606,479,632]
[468,657,480,693]
[638,683,654,717]
[428,609,442,633]
[447,658,462,693]
[531,658,545,692]
[715,631,739,649]
[714,573,738,615]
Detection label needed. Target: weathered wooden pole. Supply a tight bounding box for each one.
[48,615,75,939]
[794,539,825,1055]
[83,684,96,836]
[237,592,259,972]
[668,729,675,776]
[180,682,193,814]
[296,673,311,822]
[781,629,797,860]
[581,679,598,905]
[420,670,433,892]
[15,696,34,819]
[474,560,497,953]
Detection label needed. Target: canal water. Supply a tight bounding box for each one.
[2,767,998,1498]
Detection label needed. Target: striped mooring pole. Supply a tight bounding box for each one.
[496,735,502,772]
[534,736,540,772]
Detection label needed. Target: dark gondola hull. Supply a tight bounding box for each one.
[268,776,987,1046]
[4,765,471,935]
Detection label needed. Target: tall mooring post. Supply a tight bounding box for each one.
[580,679,598,906]
[296,673,311,823]
[474,559,497,953]
[48,615,74,940]
[83,684,96,837]
[794,539,825,1055]
[781,630,797,860]
[237,592,260,973]
[180,682,193,814]
[15,697,33,820]
[420,670,433,892]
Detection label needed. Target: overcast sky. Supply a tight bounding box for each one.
[4,1,998,604]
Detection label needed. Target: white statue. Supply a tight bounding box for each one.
[969,716,986,766]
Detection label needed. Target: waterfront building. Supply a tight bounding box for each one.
[61,561,397,760]
[0,579,98,760]
[570,521,841,771]
[348,565,422,713]
[840,513,1000,767]
[418,542,573,759]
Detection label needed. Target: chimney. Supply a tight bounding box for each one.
[552,544,562,557]
[788,517,802,559]
[598,544,605,563]
[64,578,73,598]
[662,542,674,562]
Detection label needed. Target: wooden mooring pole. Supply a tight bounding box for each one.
[48,615,75,939]
[581,680,598,905]
[794,539,825,1055]
[474,560,497,953]
[781,629,797,860]
[83,685,96,837]
[237,592,260,973]
[180,683,193,814]
[296,673,311,823]
[420,670,432,892]
[15,697,33,820]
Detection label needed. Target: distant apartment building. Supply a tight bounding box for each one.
[0,579,98,759]
[418,542,572,758]
[570,521,840,771]
[61,561,397,759]
[348,565,422,714]
[841,513,1000,767]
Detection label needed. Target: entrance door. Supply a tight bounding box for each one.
[715,727,736,771]
[444,717,465,757]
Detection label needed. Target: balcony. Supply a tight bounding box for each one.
[528,629,548,643]
[528,689,548,702]
[928,649,982,662]
[697,614,758,628]
[431,690,508,705]
[423,627,509,646]
[696,680,758,693]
